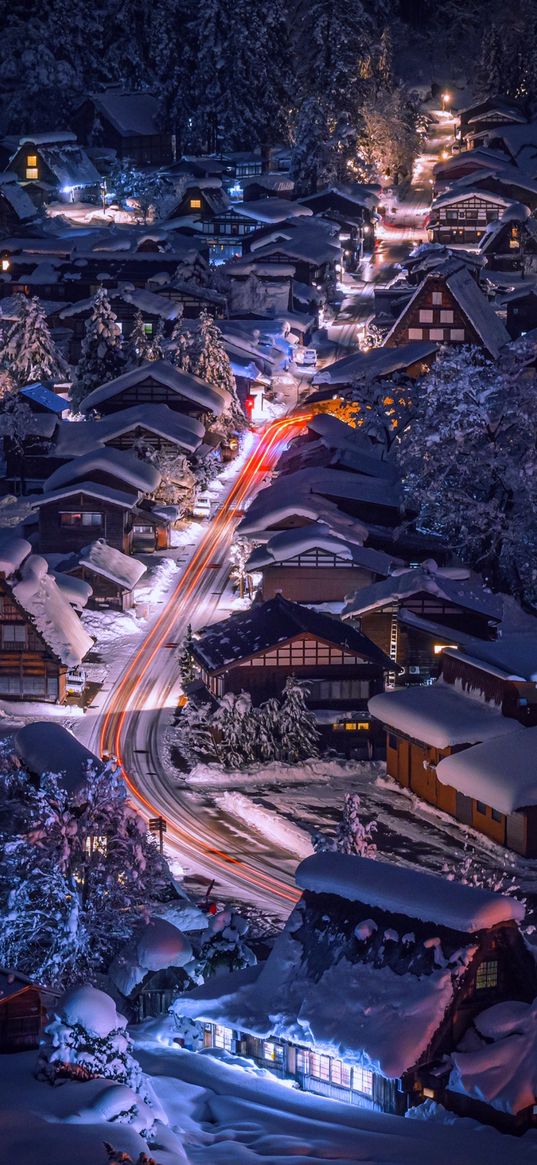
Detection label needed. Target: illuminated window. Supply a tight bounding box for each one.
[143,321,153,334]
[190,198,202,209]
[476,960,498,990]
[419,309,433,323]
[309,1052,321,1077]
[263,1041,283,1063]
[440,310,454,323]
[214,1024,233,1050]
[26,155,37,167]
[26,168,38,180]
[408,328,423,340]
[352,1066,373,1095]
[85,834,108,856]
[509,226,520,250]
[331,1059,351,1087]
[433,643,458,655]
[432,291,443,306]
[429,328,444,341]
[60,512,103,527]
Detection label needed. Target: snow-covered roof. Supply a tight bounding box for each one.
[235,199,312,225]
[449,999,537,1116]
[368,681,521,750]
[33,481,140,511]
[56,405,204,458]
[0,175,36,221]
[0,534,32,577]
[13,722,104,794]
[431,186,515,211]
[297,853,524,931]
[38,143,100,189]
[44,448,160,496]
[88,90,161,137]
[80,359,230,416]
[246,523,398,576]
[437,726,537,814]
[52,569,93,609]
[343,566,502,621]
[75,539,146,591]
[193,593,393,672]
[122,288,183,320]
[442,633,537,682]
[11,555,93,667]
[19,132,76,146]
[238,488,370,544]
[312,340,437,386]
[245,173,294,193]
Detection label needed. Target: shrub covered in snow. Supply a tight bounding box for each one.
[189,908,256,984]
[37,985,143,1091]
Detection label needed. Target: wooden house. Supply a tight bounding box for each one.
[6,132,100,203]
[0,536,92,702]
[311,339,437,393]
[343,565,503,685]
[478,203,537,272]
[299,185,378,268]
[427,187,516,245]
[190,594,393,752]
[72,89,173,167]
[55,404,204,462]
[503,286,537,339]
[246,525,398,604]
[174,851,536,1131]
[383,264,510,360]
[80,359,230,423]
[369,634,537,855]
[166,180,257,264]
[34,482,141,556]
[57,538,146,611]
[0,971,60,1052]
[458,97,527,148]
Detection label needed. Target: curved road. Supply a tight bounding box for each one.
[92,414,310,913]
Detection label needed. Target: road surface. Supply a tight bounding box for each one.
[91,414,309,913]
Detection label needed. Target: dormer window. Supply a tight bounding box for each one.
[190,198,202,209]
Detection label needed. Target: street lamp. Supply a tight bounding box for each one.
[442,92,451,112]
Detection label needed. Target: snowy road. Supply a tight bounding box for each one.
[87,415,309,915]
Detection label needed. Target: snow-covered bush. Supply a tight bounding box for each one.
[171,1016,205,1051]
[37,985,143,1090]
[186,908,256,985]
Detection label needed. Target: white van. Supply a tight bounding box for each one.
[192,494,212,519]
[294,347,318,368]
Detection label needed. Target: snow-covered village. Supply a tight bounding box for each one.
[3,2,537,1162]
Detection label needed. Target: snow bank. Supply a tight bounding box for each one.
[216,791,313,859]
[449,998,537,1114]
[296,853,525,932]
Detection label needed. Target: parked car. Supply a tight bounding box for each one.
[294,347,318,368]
[65,669,86,697]
[192,494,212,518]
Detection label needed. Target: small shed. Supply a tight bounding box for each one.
[0,970,60,1052]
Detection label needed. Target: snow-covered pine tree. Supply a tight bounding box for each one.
[0,762,168,988]
[0,293,70,388]
[193,309,245,431]
[175,698,218,769]
[278,676,320,764]
[72,288,124,411]
[478,24,507,98]
[37,984,144,1090]
[229,538,253,599]
[145,319,165,362]
[335,793,377,857]
[253,696,282,763]
[125,311,153,367]
[211,691,258,769]
[290,97,334,197]
[178,624,197,687]
[167,313,194,372]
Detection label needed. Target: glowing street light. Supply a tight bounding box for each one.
[1,254,10,272]
[442,91,451,112]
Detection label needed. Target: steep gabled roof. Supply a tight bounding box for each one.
[80,358,229,416]
[343,566,503,621]
[32,481,140,510]
[88,89,161,137]
[192,594,394,672]
[246,523,399,576]
[313,340,437,386]
[55,404,204,457]
[43,447,160,496]
[384,267,510,359]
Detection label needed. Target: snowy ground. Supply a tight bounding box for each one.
[1,1023,531,1165]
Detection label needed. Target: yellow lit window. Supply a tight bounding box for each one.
[190,198,202,209]
[433,643,459,655]
[423,1087,436,1099]
[85,834,108,856]
[357,721,370,731]
[476,960,498,990]
[26,155,37,167]
[26,167,38,180]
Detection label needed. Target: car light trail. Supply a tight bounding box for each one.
[98,414,312,907]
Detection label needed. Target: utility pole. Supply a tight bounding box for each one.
[148,816,167,855]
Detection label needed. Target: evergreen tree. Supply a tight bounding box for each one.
[125,310,153,367]
[335,793,377,857]
[72,288,124,411]
[212,691,258,769]
[193,310,245,430]
[178,624,197,687]
[229,538,253,599]
[167,313,194,372]
[0,762,168,988]
[0,294,70,388]
[175,698,218,769]
[478,24,506,97]
[291,98,335,196]
[254,697,282,763]
[278,676,320,764]
[299,0,373,124]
